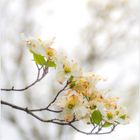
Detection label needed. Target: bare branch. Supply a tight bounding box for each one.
[45,81,69,109]
[1,65,48,92]
[29,82,69,113]
[1,100,67,124]
[1,100,117,135]
[69,123,117,135]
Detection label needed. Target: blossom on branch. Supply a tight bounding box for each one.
[26,38,57,67]
[25,37,129,128]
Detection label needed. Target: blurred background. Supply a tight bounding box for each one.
[0,0,139,140]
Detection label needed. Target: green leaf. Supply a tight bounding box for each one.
[90,110,102,125]
[102,122,112,127]
[46,60,56,68]
[33,53,47,65]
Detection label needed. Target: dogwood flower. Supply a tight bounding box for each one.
[56,55,82,84]
[26,38,56,61]
[26,38,46,56]
[115,107,129,124]
[94,96,129,124]
[55,90,89,122]
[69,73,105,98]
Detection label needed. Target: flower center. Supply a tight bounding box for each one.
[63,64,71,73]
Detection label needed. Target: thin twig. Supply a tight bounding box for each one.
[1,65,48,92]
[47,81,69,108]
[90,124,97,133]
[69,123,116,135]
[30,81,69,112]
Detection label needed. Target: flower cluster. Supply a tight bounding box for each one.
[26,38,129,128]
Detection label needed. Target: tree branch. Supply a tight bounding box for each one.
[29,81,69,113]
[1,100,67,124]
[1,62,118,135]
[1,100,117,135]
[1,64,48,92]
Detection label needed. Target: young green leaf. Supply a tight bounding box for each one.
[90,110,102,125]
[46,60,56,68]
[102,122,112,127]
[33,53,47,65]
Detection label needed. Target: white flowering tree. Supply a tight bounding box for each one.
[1,38,129,135]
